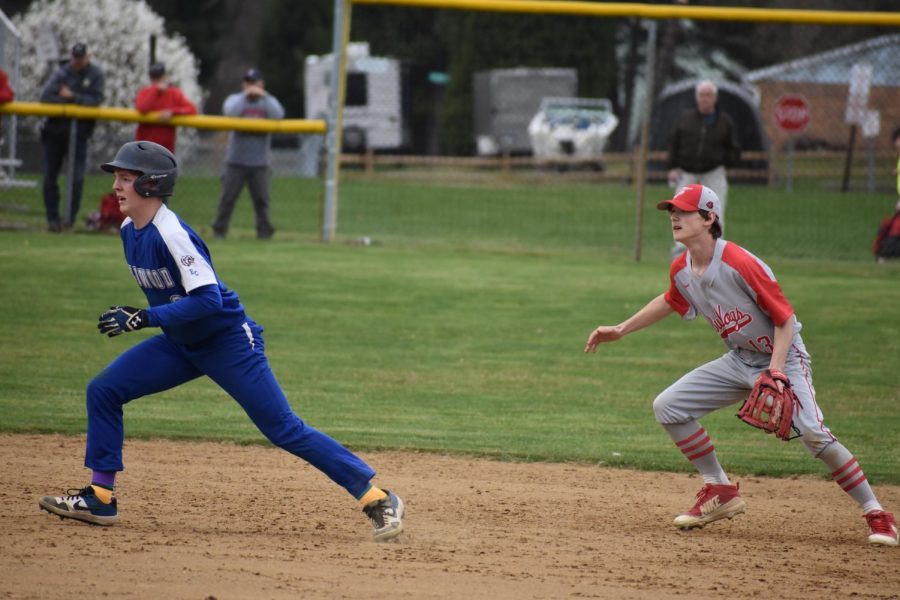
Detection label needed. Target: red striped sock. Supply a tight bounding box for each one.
[820,443,881,513]
[832,457,867,493]
[676,428,715,461]
[665,423,729,485]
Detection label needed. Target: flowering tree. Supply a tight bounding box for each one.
[13,0,203,162]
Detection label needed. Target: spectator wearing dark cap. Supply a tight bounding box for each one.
[211,68,284,239]
[134,62,198,153]
[39,42,105,232]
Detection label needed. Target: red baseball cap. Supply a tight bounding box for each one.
[656,184,721,215]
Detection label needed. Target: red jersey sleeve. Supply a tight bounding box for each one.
[663,252,691,316]
[721,243,794,326]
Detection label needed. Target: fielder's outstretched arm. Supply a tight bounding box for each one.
[584,293,675,353]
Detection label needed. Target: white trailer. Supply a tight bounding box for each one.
[304,42,410,152]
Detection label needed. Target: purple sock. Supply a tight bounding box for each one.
[91,470,117,489]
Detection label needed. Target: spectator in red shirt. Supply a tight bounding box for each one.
[134,63,197,153]
[0,68,13,167]
[873,199,900,263]
[0,67,13,103]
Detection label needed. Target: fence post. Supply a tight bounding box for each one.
[64,119,77,226]
[841,125,856,193]
[633,20,657,263]
[322,0,352,243]
[785,136,795,192]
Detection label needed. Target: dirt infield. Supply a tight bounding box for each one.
[1,434,898,599]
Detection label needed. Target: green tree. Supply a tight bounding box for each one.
[351,6,617,155]
[257,0,333,118]
[13,0,202,160]
[145,0,229,87]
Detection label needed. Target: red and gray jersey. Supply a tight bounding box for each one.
[664,239,808,362]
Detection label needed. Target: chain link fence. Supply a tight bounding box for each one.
[0,126,326,240]
[0,10,28,191]
[0,6,325,240]
[322,6,900,261]
[745,33,900,191]
[2,4,900,262]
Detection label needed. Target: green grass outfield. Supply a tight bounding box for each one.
[1,176,898,482]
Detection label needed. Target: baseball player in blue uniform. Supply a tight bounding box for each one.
[585,184,897,546]
[39,141,405,542]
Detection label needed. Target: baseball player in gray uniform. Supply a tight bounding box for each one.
[584,184,897,546]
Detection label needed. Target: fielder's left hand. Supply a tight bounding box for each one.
[584,325,623,353]
[98,306,148,337]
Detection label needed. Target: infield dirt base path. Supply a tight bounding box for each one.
[1,434,898,599]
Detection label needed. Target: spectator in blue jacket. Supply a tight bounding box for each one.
[40,43,105,232]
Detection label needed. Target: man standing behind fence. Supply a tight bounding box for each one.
[40,43,104,233]
[212,68,284,240]
[666,80,740,254]
[134,62,197,153]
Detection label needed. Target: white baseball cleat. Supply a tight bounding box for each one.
[363,489,405,542]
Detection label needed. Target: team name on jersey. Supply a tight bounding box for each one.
[710,305,753,339]
[129,265,176,290]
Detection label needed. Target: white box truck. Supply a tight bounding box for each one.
[472,67,577,155]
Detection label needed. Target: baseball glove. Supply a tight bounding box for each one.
[736,369,801,441]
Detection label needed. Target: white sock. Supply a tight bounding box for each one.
[818,441,882,514]
[663,421,730,485]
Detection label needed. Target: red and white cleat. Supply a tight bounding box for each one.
[865,510,898,546]
[674,482,746,530]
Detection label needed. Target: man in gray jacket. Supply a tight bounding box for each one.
[212,68,285,239]
[40,43,104,232]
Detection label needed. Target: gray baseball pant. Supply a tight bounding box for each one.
[212,164,275,239]
[653,350,836,457]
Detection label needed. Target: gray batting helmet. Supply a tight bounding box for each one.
[101,141,178,198]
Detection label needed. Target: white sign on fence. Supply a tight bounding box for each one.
[845,63,872,125]
[32,23,59,65]
[862,110,880,139]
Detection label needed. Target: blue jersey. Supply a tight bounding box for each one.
[120,204,245,345]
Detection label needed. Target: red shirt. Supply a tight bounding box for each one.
[134,84,197,152]
[0,69,13,103]
[873,212,900,256]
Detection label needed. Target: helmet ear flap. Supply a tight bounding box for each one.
[133,169,177,198]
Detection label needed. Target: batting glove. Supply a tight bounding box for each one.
[98,306,149,337]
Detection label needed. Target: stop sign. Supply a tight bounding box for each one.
[774,95,811,133]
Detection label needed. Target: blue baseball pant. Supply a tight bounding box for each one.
[85,320,376,498]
